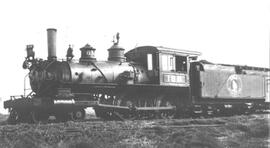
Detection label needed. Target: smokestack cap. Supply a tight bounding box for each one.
[47,28,57,32]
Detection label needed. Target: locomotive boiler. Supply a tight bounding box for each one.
[4,28,270,123]
[25,30,149,96]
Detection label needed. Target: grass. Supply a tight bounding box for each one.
[0,114,268,148]
[0,113,8,123]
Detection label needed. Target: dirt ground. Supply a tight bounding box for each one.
[0,113,269,148]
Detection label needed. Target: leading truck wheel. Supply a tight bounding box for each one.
[71,109,86,121]
[31,111,49,123]
[7,109,19,124]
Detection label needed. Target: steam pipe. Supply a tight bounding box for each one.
[47,28,57,60]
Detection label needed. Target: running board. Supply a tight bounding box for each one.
[96,104,176,111]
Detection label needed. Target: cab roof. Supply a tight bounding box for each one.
[125,46,201,60]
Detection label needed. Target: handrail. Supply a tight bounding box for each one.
[10,95,24,100]
[24,73,30,97]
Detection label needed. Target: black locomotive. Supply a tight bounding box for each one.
[4,29,270,123]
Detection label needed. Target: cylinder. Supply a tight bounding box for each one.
[47,28,57,60]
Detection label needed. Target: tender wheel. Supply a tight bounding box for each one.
[71,109,86,121]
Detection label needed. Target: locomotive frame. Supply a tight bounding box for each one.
[3,28,270,123]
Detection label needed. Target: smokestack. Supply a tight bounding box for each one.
[47,28,57,60]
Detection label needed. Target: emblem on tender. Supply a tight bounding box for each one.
[227,74,242,96]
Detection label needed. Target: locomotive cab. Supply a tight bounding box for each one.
[125,46,201,87]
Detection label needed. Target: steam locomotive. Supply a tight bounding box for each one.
[4,29,270,123]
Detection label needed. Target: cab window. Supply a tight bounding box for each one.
[176,56,187,72]
[147,54,153,70]
[161,54,175,71]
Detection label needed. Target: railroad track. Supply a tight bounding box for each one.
[1,111,269,125]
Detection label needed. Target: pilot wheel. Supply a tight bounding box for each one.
[71,109,86,121]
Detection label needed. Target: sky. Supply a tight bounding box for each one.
[0,0,269,113]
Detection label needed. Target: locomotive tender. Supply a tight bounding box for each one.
[4,29,270,123]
